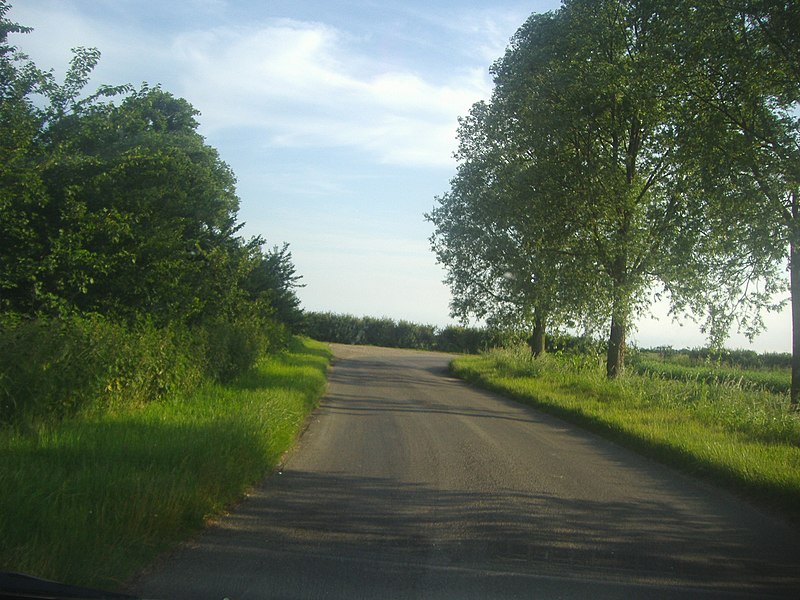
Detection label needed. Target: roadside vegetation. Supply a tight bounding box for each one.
[304,311,517,353]
[305,311,617,356]
[1,1,306,415]
[452,345,800,522]
[0,337,330,590]
[631,349,791,395]
[0,3,325,591]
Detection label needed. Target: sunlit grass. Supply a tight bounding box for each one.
[0,337,330,590]
[632,354,791,394]
[452,346,800,521]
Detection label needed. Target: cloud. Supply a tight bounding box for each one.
[169,20,490,167]
[8,1,174,94]
[11,3,498,168]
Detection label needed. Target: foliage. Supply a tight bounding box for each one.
[0,4,304,329]
[200,315,288,383]
[7,81,249,324]
[0,1,308,427]
[244,243,305,333]
[653,0,800,402]
[0,337,330,589]
[0,314,202,425]
[634,346,792,371]
[430,0,712,377]
[435,324,514,354]
[303,311,515,353]
[0,311,297,426]
[428,0,799,384]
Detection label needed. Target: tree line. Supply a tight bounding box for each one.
[427,0,800,403]
[0,2,303,423]
[305,311,616,354]
[304,311,515,353]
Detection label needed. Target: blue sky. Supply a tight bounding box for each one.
[7,0,792,352]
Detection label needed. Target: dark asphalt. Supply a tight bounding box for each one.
[132,344,800,599]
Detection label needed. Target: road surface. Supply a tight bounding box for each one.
[132,344,800,599]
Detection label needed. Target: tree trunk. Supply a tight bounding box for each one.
[606,304,626,379]
[791,235,800,407]
[528,313,546,358]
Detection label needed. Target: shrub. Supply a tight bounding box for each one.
[434,325,508,353]
[303,312,515,353]
[0,311,290,426]
[0,315,204,425]
[199,317,289,383]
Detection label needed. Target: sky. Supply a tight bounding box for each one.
[7,0,793,352]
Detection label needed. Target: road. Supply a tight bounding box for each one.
[132,344,800,599]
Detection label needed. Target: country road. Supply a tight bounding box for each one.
[133,344,800,599]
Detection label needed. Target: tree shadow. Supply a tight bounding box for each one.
[132,468,800,600]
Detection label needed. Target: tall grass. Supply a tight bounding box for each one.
[632,356,790,394]
[0,337,330,590]
[452,346,800,520]
[0,315,200,425]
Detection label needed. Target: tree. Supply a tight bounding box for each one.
[428,97,600,357]
[656,0,800,402]
[0,0,49,313]
[432,1,709,376]
[22,80,248,325]
[0,3,289,331]
[244,243,305,333]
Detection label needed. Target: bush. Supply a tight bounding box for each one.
[0,315,204,425]
[303,312,362,344]
[634,345,793,371]
[200,317,288,383]
[434,325,507,353]
[303,312,516,353]
[545,332,606,356]
[0,311,290,426]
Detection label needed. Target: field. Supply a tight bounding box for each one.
[452,346,800,522]
[0,337,330,590]
[632,350,791,394]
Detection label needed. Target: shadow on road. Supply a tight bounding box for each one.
[131,469,800,599]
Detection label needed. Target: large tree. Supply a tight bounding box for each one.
[432,1,708,376]
[0,1,48,313]
[0,37,252,326]
[428,93,602,356]
[656,0,800,402]
[36,84,247,324]
[0,2,301,332]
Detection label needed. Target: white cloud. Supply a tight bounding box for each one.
[170,20,490,167]
[8,1,174,95]
[11,4,494,168]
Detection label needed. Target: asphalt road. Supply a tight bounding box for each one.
[132,344,800,599]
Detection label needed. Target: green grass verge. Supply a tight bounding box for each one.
[0,337,330,590]
[451,347,800,523]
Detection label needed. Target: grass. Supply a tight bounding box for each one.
[452,346,800,522]
[631,353,791,394]
[0,337,330,590]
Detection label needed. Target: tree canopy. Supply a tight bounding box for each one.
[429,0,799,394]
[0,0,304,346]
